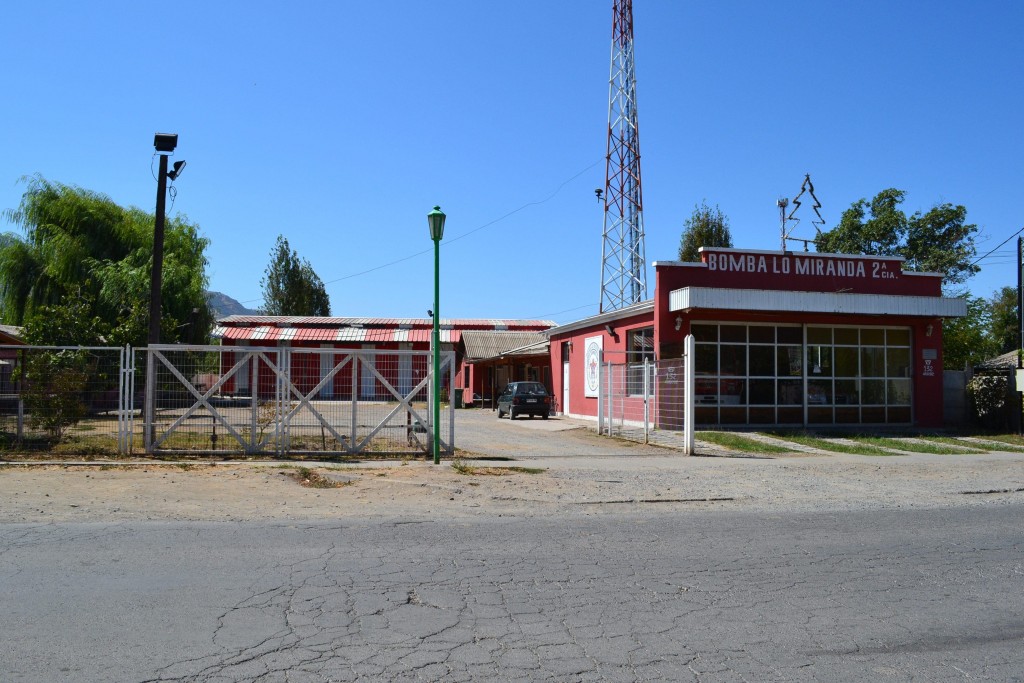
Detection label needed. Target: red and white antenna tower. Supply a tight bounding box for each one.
[599,0,647,313]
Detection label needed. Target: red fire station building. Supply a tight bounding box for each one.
[548,247,966,428]
[212,316,554,403]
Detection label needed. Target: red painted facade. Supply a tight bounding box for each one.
[549,248,962,428]
[213,317,554,401]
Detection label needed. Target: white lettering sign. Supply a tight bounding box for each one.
[706,253,887,280]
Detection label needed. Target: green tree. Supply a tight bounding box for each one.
[815,189,979,287]
[0,176,213,345]
[988,286,1019,355]
[942,293,998,370]
[18,290,108,439]
[678,202,733,262]
[260,235,331,316]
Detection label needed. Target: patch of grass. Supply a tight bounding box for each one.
[972,434,1024,451]
[765,432,894,456]
[174,463,196,471]
[451,458,545,476]
[916,435,1010,453]
[283,466,352,489]
[697,432,791,454]
[846,436,981,455]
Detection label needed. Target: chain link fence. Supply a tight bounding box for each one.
[0,345,131,456]
[598,336,694,453]
[0,344,455,458]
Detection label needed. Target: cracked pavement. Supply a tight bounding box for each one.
[2,510,1022,682]
[1,411,1023,681]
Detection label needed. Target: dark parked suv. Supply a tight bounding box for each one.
[496,381,551,420]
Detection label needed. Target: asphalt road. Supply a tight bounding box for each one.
[2,505,1022,682]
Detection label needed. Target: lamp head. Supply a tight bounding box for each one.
[154,133,178,153]
[427,206,446,241]
[167,160,187,180]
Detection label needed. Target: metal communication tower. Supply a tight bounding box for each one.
[599,0,647,313]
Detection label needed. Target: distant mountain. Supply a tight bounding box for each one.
[206,291,258,319]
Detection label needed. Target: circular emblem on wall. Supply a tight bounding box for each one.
[585,340,601,393]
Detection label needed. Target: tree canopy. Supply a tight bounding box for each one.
[260,235,331,316]
[815,188,979,287]
[988,286,1019,355]
[0,175,213,345]
[678,202,733,262]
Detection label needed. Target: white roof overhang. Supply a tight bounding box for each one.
[670,287,966,318]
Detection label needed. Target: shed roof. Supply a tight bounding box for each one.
[0,325,25,345]
[974,350,1020,372]
[461,331,549,362]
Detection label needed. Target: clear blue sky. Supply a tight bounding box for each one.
[2,1,1022,324]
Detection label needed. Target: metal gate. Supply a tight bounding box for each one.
[144,345,455,456]
[598,335,694,453]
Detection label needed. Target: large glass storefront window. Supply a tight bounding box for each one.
[627,326,654,396]
[692,323,912,425]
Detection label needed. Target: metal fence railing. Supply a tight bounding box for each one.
[598,335,694,453]
[0,345,131,455]
[144,345,455,457]
[0,344,455,458]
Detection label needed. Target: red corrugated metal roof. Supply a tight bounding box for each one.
[212,316,553,346]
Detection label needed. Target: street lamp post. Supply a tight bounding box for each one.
[427,206,446,465]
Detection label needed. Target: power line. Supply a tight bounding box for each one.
[237,158,603,306]
[970,226,1024,268]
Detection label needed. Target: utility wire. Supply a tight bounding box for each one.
[969,226,1024,268]
[238,158,603,305]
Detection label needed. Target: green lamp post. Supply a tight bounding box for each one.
[427,206,446,464]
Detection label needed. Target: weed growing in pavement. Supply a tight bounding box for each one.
[451,457,544,476]
[451,458,476,475]
[282,466,352,489]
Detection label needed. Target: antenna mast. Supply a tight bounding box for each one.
[780,173,824,252]
[599,0,647,313]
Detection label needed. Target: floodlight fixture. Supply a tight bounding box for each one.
[167,160,187,180]
[154,133,178,153]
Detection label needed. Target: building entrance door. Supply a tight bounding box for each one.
[562,362,570,415]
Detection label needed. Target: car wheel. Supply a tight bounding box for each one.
[509,408,515,420]
[528,414,533,419]
[497,407,504,418]
[542,412,548,420]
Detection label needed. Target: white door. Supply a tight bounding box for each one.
[360,344,376,399]
[562,362,570,416]
[398,343,413,395]
[319,344,333,399]
[236,341,250,395]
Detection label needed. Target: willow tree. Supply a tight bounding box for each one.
[0,175,213,345]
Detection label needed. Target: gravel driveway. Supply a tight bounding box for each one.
[2,408,1023,523]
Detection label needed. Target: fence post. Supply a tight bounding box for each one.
[448,350,455,455]
[351,354,359,455]
[643,357,650,443]
[597,351,604,436]
[117,345,125,455]
[16,397,23,442]
[144,348,154,453]
[683,334,695,455]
